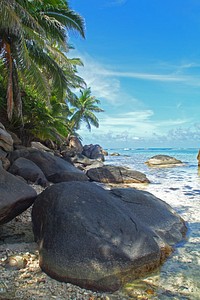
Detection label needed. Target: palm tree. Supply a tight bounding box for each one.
[0,0,85,121]
[69,87,104,132]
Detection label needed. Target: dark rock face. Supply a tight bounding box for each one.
[0,149,7,158]
[8,148,88,183]
[145,155,183,167]
[8,157,48,187]
[32,182,186,292]
[86,165,150,184]
[82,144,105,161]
[8,131,22,147]
[71,154,104,170]
[71,153,98,166]
[0,123,13,152]
[0,169,37,225]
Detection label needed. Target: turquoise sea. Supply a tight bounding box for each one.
[104,148,200,300]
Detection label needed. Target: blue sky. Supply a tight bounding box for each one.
[69,0,200,149]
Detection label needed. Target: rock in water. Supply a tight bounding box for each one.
[197,150,200,166]
[32,182,186,292]
[145,155,183,167]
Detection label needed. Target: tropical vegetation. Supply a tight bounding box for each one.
[0,0,103,145]
[69,87,104,133]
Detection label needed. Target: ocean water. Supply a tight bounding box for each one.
[105,148,200,300]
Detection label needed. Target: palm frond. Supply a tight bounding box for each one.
[21,57,50,99]
[84,111,100,128]
[44,9,85,38]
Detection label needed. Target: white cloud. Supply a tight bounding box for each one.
[71,52,200,147]
[79,122,200,148]
[76,54,120,103]
[75,53,140,105]
[76,53,200,90]
[78,109,191,141]
[96,69,200,85]
[104,0,128,7]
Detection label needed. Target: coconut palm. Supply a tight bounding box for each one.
[0,0,85,120]
[69,87,104,132]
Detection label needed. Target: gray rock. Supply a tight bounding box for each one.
[0,122,5,130]
[0,157,10,170]
[32,182,186,292]
[69,136,83,153]
[71,153,104,167]
[0,149,7,158]
[0,127,13,152]
[8,131,22,146]
[145,155,183,167]
[197,150,200,166]
[0,149,10,170]
[61,147,77,159]
[0,169,37,225]
[31,141,53,153]
[110,152,120,156]
[71,153,95,165]
[8,157,48,187]
[82,144,105,161]
[8,148,88,183]
[84,161,104,171]
[86,165,150,184]
[102,150,108,156]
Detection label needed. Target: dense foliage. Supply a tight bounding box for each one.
[0,0,103,145]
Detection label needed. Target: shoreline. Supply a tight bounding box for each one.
[1,147,199,300]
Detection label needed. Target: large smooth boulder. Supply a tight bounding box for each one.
[8,157,48,187]
[0,123,13,152]
[86,165,150,184]
[145,155,183,167]
[32,182,186,292]
[0,169,37,225]
[8,148,88,183]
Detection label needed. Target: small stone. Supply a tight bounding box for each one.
[15,282,20,287]
[4,255,27,270]
[145,288,154,295]
[22,273,32,279]
[37,277,46,283]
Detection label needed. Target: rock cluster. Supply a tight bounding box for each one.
[0,123,187,292]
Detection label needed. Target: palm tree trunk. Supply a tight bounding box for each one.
[4,40,14,120]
